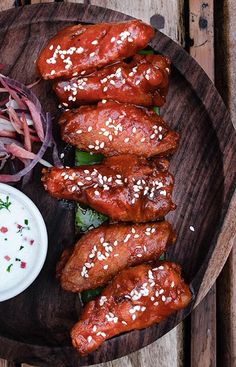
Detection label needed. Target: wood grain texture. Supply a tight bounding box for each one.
[31,0,54,3]
[93,326,183,367]
[0,361,19,367]
[215,1,236,366]
[217,245,236,367]
[189,0,214,80]
[189,2,216,366]
[0,0,234,367]
[1,325,184,367]
[18,327,183,367]
[191,288,216,367]
[0,1,14,12]
[88,0,185,45]
[0,360,19,367]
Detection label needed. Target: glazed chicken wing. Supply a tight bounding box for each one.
[53,54,171,107]
[71,262,192,355]
[42,155,176,222]
[58,221,176,292]
[37,20,155,80]
[59,102,179,158]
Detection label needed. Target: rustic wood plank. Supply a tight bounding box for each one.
[215,0,236,126]
[195,193,236,305]
[19,329,184,367]
[217,246,236,367]
[191,288,216,367]
[189,0,214,80]
[192,189,236,364]
[0,1,14,12]
[189,1,216,367]
[0,360,8,367]
[0,360,20,367]
[88,0,185,45]
[215,1,236,366]
[31,0,55,4]
[73,326,183,367]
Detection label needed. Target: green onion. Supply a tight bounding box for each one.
[6,264,13,272]
[153,106,160,115]
[75,150,103,166]
[81,286,105,303]
[138,49,155,55]
[75,149,106,232]
[159,253,166,261]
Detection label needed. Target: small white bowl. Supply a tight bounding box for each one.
[0,183,48,302]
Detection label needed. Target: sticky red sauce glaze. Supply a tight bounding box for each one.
[59,101,179,157]
[71,262,192,355]
[37,20,155,80]
[42,155,176,222]
[53,54,171,107]
[57,221,176,292]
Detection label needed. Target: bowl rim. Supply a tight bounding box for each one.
[0,183,48,302]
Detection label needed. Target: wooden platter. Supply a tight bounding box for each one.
[0,3,235,366]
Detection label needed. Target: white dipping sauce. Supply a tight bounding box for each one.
[0,184,48,301]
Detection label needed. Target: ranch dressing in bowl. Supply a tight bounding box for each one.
[0,183,48,301]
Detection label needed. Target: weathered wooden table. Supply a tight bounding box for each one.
[0,1,235,366]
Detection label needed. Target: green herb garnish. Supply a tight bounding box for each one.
[75,150,103,166]
[6,264,13,272]
[0,196,11,211]
[24,219,29,225]
[81,286,105,304]
[75,150,106,232]
[153,106,160,115]
[159,253,166,261]
[76,204,107,233]
[138,49,155,55]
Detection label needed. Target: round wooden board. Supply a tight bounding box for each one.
[0,3,235,366]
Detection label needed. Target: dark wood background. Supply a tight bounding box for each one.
[0,1,235,367]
